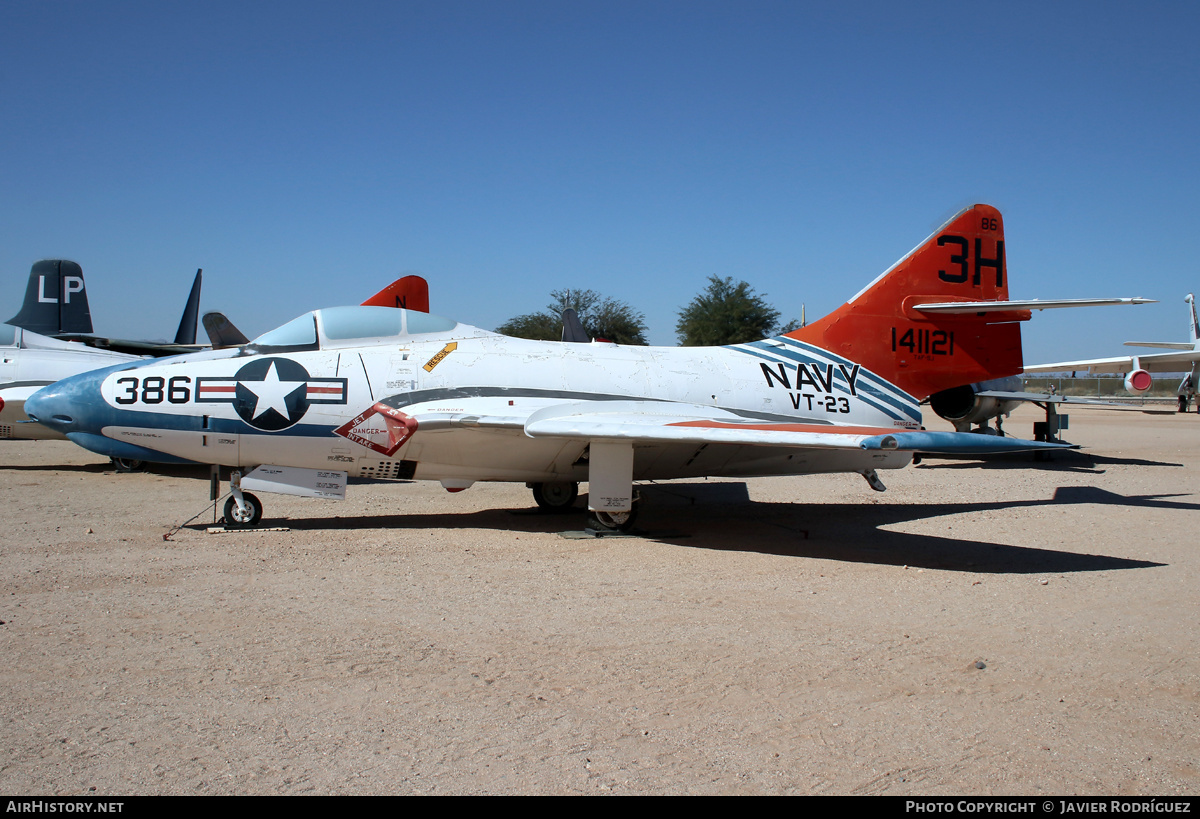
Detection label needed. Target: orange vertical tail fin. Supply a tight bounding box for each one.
[361,275,430,313]
[785,204,1025,401]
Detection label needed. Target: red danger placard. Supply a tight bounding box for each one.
[333,402,418,457]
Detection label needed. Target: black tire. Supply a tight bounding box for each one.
[532,481,579,511]
[587,505,638,533]
[112,457,145,473]
[223,492,263,529]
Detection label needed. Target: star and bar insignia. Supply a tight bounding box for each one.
[196,357,347,431]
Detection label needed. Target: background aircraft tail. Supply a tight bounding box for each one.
[784,204,1025,402]
[202,311,250,348]
[6,260,94,335]
[173,269,203,345]
[361,275,430,312]
[561,308,590,343]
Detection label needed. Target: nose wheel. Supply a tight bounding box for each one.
[223,491,263,529]
[111,457,145,473]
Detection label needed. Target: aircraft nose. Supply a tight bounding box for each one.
[25,382,78,433]
[25,369,105,435]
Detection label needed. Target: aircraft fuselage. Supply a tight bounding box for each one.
[29,315,921,482]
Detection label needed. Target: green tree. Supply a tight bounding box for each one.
[497,289,648,345]
[676,276,783,346]
[493,311,561,341]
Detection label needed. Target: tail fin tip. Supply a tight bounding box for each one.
[6,260,93,336]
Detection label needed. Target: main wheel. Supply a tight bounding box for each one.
[112,457,145,473]
[532,481,579,511]
[587,506,638,533]
[223,492,263,529]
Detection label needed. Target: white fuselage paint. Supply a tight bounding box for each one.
[85,315,919,483]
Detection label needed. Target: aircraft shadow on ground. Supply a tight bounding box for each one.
[632,484,1183,574]
[197,481,1187,575]
[2,461,115,474]
[1,461,212,477]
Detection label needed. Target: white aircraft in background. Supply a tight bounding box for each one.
[27,204,1149,532]
[0,325,142,442]
[1024,294,1199,412]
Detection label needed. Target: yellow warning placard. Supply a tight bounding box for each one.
[423,342,458,372]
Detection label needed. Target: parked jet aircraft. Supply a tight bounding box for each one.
[1024,294,1200,411]
[30,205,1140,531]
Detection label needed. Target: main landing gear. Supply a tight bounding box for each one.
[529,478,641,532]
[530,481,579,512]
[586,500,640,533]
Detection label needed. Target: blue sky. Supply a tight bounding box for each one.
[2,1,1198,363]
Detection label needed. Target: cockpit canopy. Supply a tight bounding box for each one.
[250,306,463,352]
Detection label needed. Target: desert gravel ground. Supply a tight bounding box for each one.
[1,404,1198,795]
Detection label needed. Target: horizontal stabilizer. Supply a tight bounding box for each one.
[914,297,1155,314]
[974,390,1144,408]
[1123,341,1194,350]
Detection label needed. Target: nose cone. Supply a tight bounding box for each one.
[25,370,103,435]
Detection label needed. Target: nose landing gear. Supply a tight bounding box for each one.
[222,491,263,529]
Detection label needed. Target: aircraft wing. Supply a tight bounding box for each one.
[51,269,208,357]
[53,335,207,357]
[1024,351,1200,374]
[519,401,1071,454]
